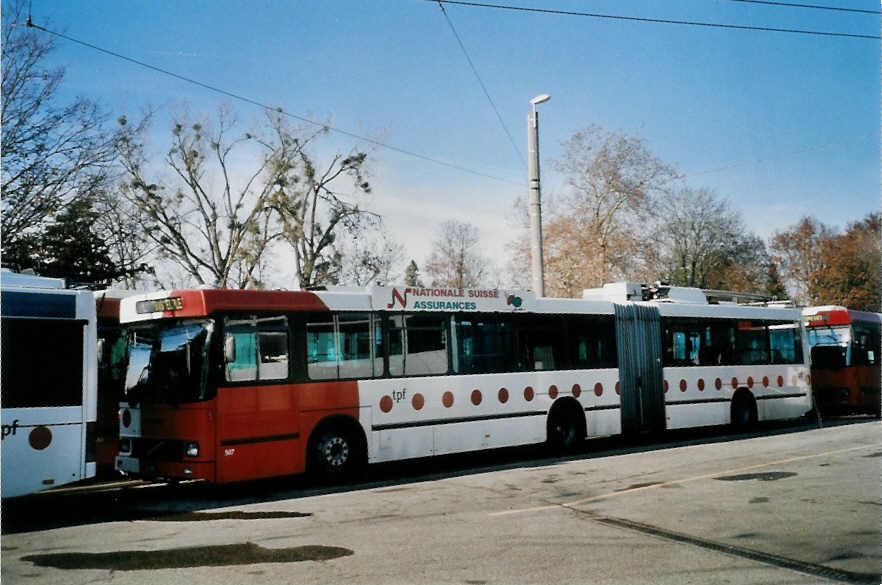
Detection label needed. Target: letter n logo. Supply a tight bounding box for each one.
[387,288,407,309]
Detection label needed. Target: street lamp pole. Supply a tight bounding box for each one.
[528,94,550,297]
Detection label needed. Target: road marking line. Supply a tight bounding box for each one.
[489,443,875,517]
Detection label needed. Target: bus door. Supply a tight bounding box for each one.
[614,304,665,435]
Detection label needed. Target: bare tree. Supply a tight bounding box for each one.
[339,226,404,287]
[116,108,298,288]
[91,183,156,288]
[2,3,117,257]
[552,125,679,287]
[267,119,375,289]
[645,188,753,288]
[424,220,487,288]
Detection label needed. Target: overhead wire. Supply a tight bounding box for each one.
[436,1,526,168]
[722,0,879,15]
[427,1,880,40]
[23,20,524,186]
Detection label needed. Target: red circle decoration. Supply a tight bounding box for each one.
[471,389,483,405]
[499,387,509,403]
[548,385,559,399]
[679,379,688,392]
[697,379,705,391]
[524,386,534,401]
[715,378,722,390]
[572,384,581,398]
[412,393,425,410]
[777,376,784,387]
[731,377,739,389]
[762,376,769,388]
[663,380,669,393]
[594,382,603,397]
[747,376,754,389]
[615,381,620,395]
[29,426,52,450]
[380,396,393,413]
[442,391,455,408]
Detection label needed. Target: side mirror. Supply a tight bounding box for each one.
[97,338,106,365]
[224,336,237,364]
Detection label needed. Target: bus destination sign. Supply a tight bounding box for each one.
[135,296,184,314]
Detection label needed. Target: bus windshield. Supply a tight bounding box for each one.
[806,324,850,348]
[124,320,215,405]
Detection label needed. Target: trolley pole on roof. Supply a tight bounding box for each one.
[528,94,550,297]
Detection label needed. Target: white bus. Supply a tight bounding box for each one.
[1,270,98,497]
[114,281,811,484]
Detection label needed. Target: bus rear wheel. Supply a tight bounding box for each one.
[730,392,757,429]
[547,402,586,453]
[309,423,365,482]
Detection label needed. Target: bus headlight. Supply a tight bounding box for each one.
[185,442,200,458]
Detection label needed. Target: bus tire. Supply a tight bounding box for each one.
[308,420,366,482]
[546,399,586,453]
[730,391,757,429]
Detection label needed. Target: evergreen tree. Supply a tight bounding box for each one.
[764,263,788,300]
[404,260,423,287]
[26,196,149,286]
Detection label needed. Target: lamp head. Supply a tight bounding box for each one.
[530,94,551,105]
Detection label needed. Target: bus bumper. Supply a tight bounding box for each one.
[116,456,215,482]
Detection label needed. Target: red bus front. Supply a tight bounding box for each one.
[804,307,881,416]
[116,318,220,481]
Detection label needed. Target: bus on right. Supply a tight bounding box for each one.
[803,306,881,416]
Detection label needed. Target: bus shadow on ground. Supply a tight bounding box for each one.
[1,415,874,535]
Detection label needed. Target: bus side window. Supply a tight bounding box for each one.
[258,327,289,380]
[306,314,337,380]
[517,315,564,371]
[734,320,768,365]
[768,321,803,365]
[568,315,616,369]
[225,316,289,382]
[338,312,376,379]
[388,313,448,377]
[225,322,258,382]
[853,325,880,366]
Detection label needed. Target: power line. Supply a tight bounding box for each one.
[723,0,879,15]
[24,21,523,186]
[428,1,880,40]
[436,1,526,168]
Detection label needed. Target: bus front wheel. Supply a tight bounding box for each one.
[309,423,365,482]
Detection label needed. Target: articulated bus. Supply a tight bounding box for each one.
[803,306,881,416]
[116,282,811,483]
[1,270,98,497]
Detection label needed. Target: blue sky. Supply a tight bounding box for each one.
[30,0,880,282]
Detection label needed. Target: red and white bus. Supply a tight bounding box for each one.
[803,306,881,416]
[116,282,811,483]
